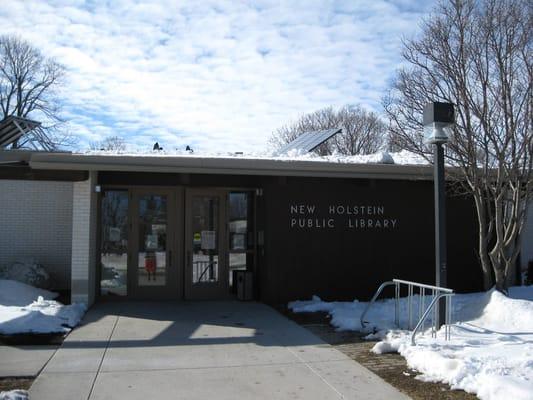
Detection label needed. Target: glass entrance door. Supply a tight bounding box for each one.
[185,189,228,300]
[99,187,253,301]
[130,189,179,299]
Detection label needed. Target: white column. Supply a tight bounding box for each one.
[71,171,98,305]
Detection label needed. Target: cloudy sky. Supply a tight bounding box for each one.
[1,0,435,152]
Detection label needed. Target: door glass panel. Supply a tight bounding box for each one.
[100,190,128,296]
[191,196,219,284]
[138,195,167,286]
[228,192,254,290]
[228,192,254,251]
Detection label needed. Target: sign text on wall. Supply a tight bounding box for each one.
[289,204,398,229]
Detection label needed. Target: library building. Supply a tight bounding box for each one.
[1,126,530,306]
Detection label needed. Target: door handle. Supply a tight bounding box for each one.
[169,250,172,267]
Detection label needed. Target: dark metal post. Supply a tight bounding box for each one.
[434,142,447,327]
[208,198,215,280]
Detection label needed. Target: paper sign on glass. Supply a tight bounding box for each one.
[193,232,201,244]
[201,230,216,250]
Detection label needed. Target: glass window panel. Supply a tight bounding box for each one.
[100,190,128,296]
[228,192,255,290]
[192,196,219,284]
[228,192,254,251]
[138,195,167,286]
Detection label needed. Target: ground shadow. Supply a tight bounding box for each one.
[56,300,325,350]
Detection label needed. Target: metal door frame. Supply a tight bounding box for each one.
[129,187,183,300]
[184,188,229,300]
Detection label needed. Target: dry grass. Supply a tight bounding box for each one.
[0,377,33,392]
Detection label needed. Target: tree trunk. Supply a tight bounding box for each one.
[480,257,493,290]
[474,193,493,290]
[493,267,507,294]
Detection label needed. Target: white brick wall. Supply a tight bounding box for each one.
[71,172,98,305]
[0,179,73,289]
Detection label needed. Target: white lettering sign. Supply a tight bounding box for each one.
[289,203,398,230]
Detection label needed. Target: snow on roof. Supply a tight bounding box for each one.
[81,148,429,167]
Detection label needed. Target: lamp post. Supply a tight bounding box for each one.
[423,102,454,328]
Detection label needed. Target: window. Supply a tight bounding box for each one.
[100,190,128,296]
[137,195,168,286]
[228,192,254,289]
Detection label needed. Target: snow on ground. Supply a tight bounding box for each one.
[289,285,533,400]
[0,280,56,307]
[0,389,28,400]
[0,280,86,335]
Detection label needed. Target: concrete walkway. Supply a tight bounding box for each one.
[30,301,409,400]
[0,344,58,378]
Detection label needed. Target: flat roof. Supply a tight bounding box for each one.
[0,150,434,180]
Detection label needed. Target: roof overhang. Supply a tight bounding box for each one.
[20,152,434,180]
[0,150,86,181]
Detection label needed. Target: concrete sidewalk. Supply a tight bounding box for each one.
[30,301,410,400]
[0,344,58,378]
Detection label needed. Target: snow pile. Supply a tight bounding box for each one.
[0,280,86,335]
[289,286,533,400]
[273,149,398,164]
[0,259,51,289]
[390,150,428,165]
[0,390,28,400]
[289,292,423,331]
[0,280,57,306]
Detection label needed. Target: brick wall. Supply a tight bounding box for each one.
[71,172,98,305]
[0,179,73,289]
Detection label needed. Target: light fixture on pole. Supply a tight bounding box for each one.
[423,101,454,328]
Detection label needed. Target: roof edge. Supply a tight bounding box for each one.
[27,152,434,180]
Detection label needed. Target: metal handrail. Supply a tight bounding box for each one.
[392,279,453,293]
[194,261,217,282]
[361,278,454,345]
[360,281,396,329]
[411,292,454,345]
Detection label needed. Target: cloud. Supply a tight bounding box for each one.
[0,0,435,152]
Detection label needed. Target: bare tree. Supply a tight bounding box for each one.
[384,0,532,292]
[0,35,71,150]
[90,136,127,152]
[270,105,386,155]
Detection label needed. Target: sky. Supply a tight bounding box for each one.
[0,0,436,153]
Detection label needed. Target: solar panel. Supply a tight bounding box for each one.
[0,116,41,148]
[276,128,342,155]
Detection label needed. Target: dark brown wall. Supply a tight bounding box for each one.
[260,176,482,304]
[0,165,88,181]
[98,171,482,304]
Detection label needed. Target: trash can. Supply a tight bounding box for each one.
[236,270,253,301]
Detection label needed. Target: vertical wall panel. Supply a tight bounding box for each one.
[71,172,98,304]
